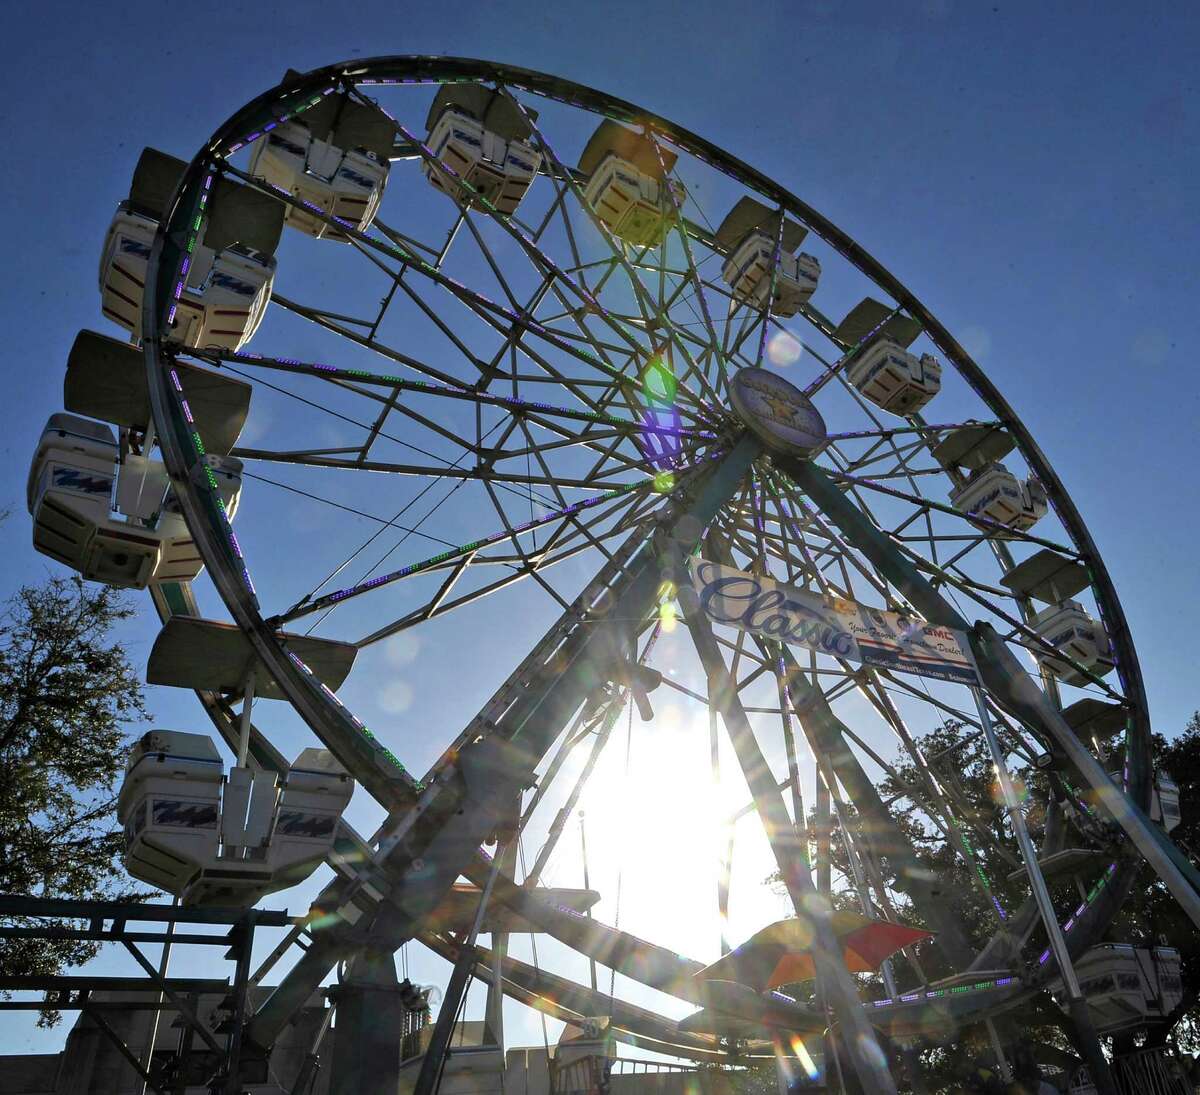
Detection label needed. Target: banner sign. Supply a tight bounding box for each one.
[689,558,980,686]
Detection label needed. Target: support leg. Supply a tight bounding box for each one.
[222,913,255,1095]
[973,688,1118,1095]
[328,948,405,1095]
[83,1003,165,1095]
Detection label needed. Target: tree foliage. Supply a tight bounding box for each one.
[1105,713,1200,1052]
[0,576,149,1014]
[768,711,1200,1090]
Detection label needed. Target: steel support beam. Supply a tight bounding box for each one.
[246,436,762,1049]
[82,1003,165,1095]
[974,688,1119,1095]
[0,895,289,927]
[676,573,897,1095]
[222,916,256,1095]
[777,646,977,971]
[327,949,405,1095]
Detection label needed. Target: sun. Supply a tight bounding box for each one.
[528,693,794,968]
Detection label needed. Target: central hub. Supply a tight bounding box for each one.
[729,367,827,457]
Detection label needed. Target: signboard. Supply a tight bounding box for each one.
[689,558,980,685]
[728,367,827,456]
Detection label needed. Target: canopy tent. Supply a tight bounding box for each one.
[714,196,807,253]
[693,913,933,990]
[424,83,538,142]
[578,119,677,180]
[129,147,285,257]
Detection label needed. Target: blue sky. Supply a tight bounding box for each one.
[1,0,1197,1060]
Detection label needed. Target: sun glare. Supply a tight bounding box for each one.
[558,699,792,964]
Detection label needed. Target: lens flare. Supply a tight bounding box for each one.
[855,1030,889,1071]
[789,1034,821,1080]
[380,679,414,714]
[306,907,344,932]
[641,351,681,471]
[658,602,677,632]
[767,330,804,366]
[642,354,678,403]
[800,891,832,920]
[385,631,421,666]
[990,772,1029,805]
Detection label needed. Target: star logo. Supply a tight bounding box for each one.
[758,389,801,425]
[730,367,827,456]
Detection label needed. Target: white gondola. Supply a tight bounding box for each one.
[1153,773,1181,832]
[831,297,940,416]
[716,197,820,317]
[117,731,223,895]
[1029,599,1115,685]
[949,461,1048,532]
[100,148,283,350]
[28,411,243,589]
[579,120,683,249]
[846,338,942,416]
[100,207,274,351]
[249,121,388,238]
[423,85,541,216]
[582,159,683,249]
[28,413,161,588]
[1106,769,1183,833]
[723,237,820,316]
[1054,944,1183,1034]
[249,86,395,239]
[269,748,356,884]
[117,731,354,906]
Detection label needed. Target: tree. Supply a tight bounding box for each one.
[0,575,150,1015]
[771,712,1200,1090]
[1105,713,1200,1051]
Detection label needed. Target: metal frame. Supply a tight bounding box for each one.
[0,895,288,1095]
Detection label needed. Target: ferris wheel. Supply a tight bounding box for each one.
[28,57,1200,1093]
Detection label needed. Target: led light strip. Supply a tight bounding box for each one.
[286,649,422,789]
[224,86,338,157]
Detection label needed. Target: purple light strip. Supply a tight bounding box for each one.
[223,85,336,157]
[824,421,997,443]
